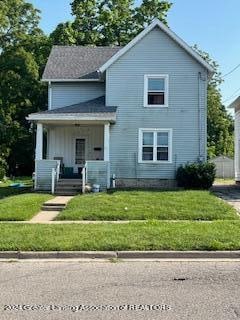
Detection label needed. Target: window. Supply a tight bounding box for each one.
[139,129,172,163]
[75,138,86,165]
[144,75,168,107]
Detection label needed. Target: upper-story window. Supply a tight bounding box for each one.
[144,75,169,108]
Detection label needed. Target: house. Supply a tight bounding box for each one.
[27,19,213,194]
[229,96,240,182]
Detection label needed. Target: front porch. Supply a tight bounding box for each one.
[26,96,117,193]
[34,122,111,193]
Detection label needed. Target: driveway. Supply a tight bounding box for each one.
[0,260,240,319]
[212,184,240,212]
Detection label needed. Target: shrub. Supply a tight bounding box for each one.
[176,162,216,189]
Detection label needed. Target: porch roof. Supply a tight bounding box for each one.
[27,96,117,123]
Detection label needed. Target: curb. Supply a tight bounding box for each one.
[0,251,240,260]
[0,251,116,260]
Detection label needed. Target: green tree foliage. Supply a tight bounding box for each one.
[134,0,172,27]
[98,0,135,46]
[71,0,101,45]
[50,22,76,45]
[0,47,47,174]
[0,0,50,176]
[193,46,234,158]
[0,0,41,49]
[51,0,172,46]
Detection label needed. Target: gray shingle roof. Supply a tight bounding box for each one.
[42,46,122,80]
[37,96,117,114]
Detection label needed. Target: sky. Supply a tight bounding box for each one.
[29,0,240,108]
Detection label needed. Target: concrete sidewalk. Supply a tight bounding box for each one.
[30,196,73,222]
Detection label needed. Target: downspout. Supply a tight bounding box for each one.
[198,72,207,162]
[48,81,52,110]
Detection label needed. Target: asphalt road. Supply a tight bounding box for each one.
[0,260,240,320]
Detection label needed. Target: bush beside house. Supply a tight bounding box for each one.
[176,162,216,189]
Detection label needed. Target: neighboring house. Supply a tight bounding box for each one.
[27,19,213,193]
[229,96,240,182]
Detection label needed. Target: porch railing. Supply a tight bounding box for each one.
[81,164,87,194]
[51,161,60,194]
[35,159,60,192]
[83,161,110,191]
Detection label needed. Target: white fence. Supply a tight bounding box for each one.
[210,156,234,179]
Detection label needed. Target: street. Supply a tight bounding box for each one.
[0,260,240,319]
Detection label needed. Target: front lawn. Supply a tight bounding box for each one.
[0,193,53,221]
[0,221,240,251]
[57,190,238,221]
[0,177,52,221]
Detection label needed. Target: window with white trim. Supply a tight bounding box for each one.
[144,75,168,107]
[139,129,172,163]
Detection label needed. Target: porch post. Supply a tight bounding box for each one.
[104,123,110,162]
[36,122,43,160]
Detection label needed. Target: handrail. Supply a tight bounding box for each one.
[82,165,87,194]
[51,168,56,194]
[51,161,60,194]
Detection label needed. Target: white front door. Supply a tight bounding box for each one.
[74,138,86,173]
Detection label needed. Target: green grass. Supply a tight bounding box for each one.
[0,221,240,251]
[57,190,238,221]
[0,193,53,221]
[0,177,52,221]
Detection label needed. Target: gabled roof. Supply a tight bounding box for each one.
[99,19,214,75]
[27,96,117,122]
[42,19,214,82]
[42,46,122,81]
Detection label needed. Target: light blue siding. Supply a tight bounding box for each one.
[86,161,109,190]
[35,160,59,191]
[51,82,105,109]
[106,26,208,179]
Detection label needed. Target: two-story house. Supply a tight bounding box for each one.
[27,19,213,194]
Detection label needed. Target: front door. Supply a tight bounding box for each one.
[74,138,86,174]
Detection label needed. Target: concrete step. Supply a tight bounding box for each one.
[58,179,82,185]
[55,185,81,191]
[54,191,79,196]
[41,205,65,211]
[43,202,66,207]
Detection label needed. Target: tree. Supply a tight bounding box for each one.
[98,0,135,46]
[0,0,50,176]
[134,0,172,28]
[0,0,41,49]
[51,0,172,46]
[50,22,76,46]
[193,45,234,158]
[71,0,101,45]
[0,47,44,175]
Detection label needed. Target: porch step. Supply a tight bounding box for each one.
[54,191,79,196]
[41,205,65,211]
[41,202,66,211]
[58,179,82,186]
[55,179,82,196]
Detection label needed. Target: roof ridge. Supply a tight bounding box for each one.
[52,45,122,49]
